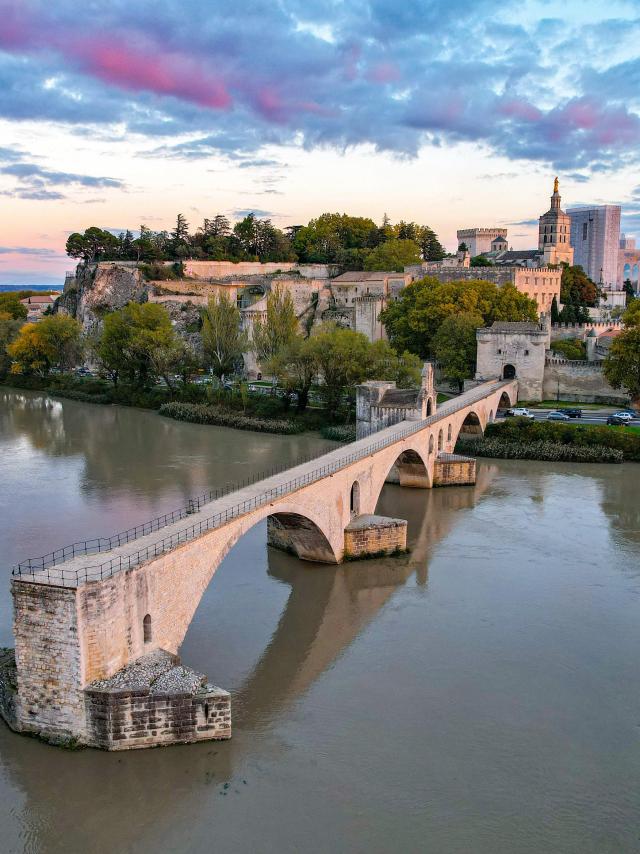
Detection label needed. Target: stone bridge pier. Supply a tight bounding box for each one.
[1,379,517,750]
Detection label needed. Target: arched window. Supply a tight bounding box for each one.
[447,423,452,442]
[143,614,152,643]
[489,409,494,422]
[428,435,434,455]
[437,429,443,451]
[350,481,360,515]
[426,398,433,416]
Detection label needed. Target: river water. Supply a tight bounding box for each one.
[0,388,639,854]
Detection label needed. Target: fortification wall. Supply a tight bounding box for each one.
[542,360,629,404]
[550,321,623,342]
[183,261,337,279]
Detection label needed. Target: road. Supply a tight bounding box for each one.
[498,409,640,426]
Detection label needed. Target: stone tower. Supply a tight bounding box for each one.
[538,177,574,266]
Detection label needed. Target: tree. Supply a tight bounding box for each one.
[306,325,373,415]
[470,255,493,267]
[8,315,82,375]
[269,336,318,412]
[418,226,445,262]
[200,293,247,380]
[367,340,422,387]
[252,287,299,367]
[603,327,640,404]
[0,311,23,377]
[65,227,119,262]
[96,303,180,388]
[433,312,483,392]
[292,213,379,268]
[560,263,598,306]
[623,278,635,306]
[550,295,560,324]
[380,277,538,358]
[0,293,28,320]
[363,239,421,271]
[550,338,587,360]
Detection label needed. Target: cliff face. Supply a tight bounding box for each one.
[58,263,147,334]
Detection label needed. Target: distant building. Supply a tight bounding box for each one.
[20,294,56,322]
[538,177,574,266]
[568,204,621,287]
[456,227,507,257]
[475,321,549,401]
[618,234,640,292]
[327,270,412,343]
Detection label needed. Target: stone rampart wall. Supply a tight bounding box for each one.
[550,321,623,342]
[542,361,629,404]
[183,261,337,279]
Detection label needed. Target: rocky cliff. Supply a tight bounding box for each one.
[58,263,147,335]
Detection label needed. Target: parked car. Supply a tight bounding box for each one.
[612,411,633,422]
[507,407,535,419]
[547,410,571,421]
[607,415,628,426]
[564,408,582,418]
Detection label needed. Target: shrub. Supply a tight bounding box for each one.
[550,338,587,360]
[456,436,623,463]
[484,419,640,461]
[320,424,356,442]
[159,402,305,434]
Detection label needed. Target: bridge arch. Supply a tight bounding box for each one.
[458,410,484,438]
[374,446,431,499]
[350,481,361,515]
[497,389,514,411]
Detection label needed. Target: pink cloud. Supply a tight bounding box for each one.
[366,62,401,84]
[498,98,543,123]
[75,40,232,109]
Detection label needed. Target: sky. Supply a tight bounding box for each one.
[1,0,640,284]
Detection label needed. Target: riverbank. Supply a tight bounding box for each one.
[1,375,355,437]
[456,418,640,463]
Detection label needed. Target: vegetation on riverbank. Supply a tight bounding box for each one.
[158,402,305,434]
[455,417,640,462]
[456,436,623,463]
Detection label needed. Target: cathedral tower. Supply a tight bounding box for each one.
[538,177,574,266]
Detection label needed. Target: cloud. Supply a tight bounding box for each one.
[0,145,125,200]
[0,1,638,171]
[232,208,277,219]
[508,219,538,227]
[0,245,61,255]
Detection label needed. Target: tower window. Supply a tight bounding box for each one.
[143,614,152,643]
[583,222,588,240]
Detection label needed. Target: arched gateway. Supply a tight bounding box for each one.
[5,377,517,750]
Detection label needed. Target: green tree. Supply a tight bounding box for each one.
[306,325,372,415]
[8,314,82,375]
[96,303,179,388]
[293,213,379,268]
[470,255,492,267]
[433,312,483,392]
[363,239,422,271]
[200,292,247,381]
[380,277,538,358]
[65,227,119,262]
[0,293,28,320]
[623,278,635,306]
[252,287,299,367]
[560,263,598,306]
[367,340,422,388]
[603,326,640,404]
[550,295,560,324]
[550,338,587,360]
[269,336,318,412]
[418,226,445,261]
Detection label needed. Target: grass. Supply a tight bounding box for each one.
[437,392,452,403]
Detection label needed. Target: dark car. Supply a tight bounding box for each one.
[564,408,582,418]
[607,415,628,426]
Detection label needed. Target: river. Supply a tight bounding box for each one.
[1,388,639,854]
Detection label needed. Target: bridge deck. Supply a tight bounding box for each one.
[12,380,513,588]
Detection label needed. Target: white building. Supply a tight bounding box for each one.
[568,205,621,288]
[456,227,507,257]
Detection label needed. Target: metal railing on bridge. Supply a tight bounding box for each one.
[12,380,513,586]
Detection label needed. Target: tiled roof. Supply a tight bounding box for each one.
[379,388,419,407]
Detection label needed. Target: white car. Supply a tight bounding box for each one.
[509,407,535,419]
[612,411,633,422]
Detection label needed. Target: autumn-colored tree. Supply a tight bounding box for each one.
[8,314,83,375]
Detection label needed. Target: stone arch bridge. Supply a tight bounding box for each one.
[4,378,515,749]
